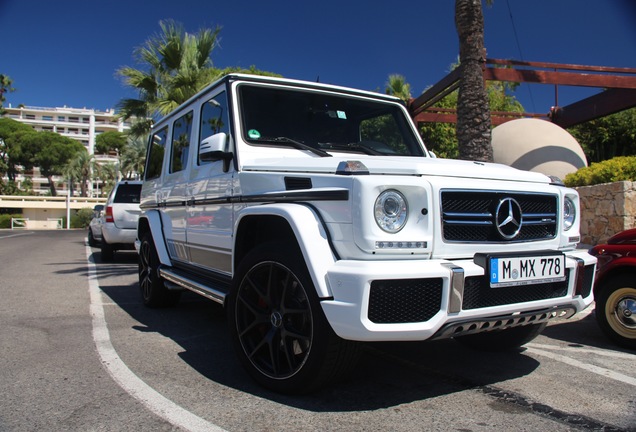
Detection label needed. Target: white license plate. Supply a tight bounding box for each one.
[489,254,566,288]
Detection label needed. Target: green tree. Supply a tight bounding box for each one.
[120,135,147,180]
[96,162,118,196]
[95,130,127,154]
[568,108,636,163]
[455,0,493,162]
[385,74,412,102]
[416,66,524,159]
[117,20,222,136]
[0,74,15,115]
[64,150,94,197]
[33,132,85,196]
[117,20,280,137]
[0,117,38,182]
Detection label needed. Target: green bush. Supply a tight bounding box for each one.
[564,156,636,187]
[0,214,23,229]
[70,208,95,229]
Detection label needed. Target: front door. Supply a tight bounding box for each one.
[186,89,235,274]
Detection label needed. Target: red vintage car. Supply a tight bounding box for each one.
[589,228,636,349]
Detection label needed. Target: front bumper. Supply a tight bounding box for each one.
[320,249,596,341]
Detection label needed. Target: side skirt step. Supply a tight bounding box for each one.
[159,267,227,305]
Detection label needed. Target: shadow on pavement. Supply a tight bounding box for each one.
[542,310,635,354]
[83,250,544,412]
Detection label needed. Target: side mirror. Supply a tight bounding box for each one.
[199,132,233,171]
[93,204,104,217]
[428,150,437,158]
[200,132,228,160]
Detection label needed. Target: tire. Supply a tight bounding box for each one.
[88,230,97,247]
[101,240,114,262]
[454,322,547,351]
[595,275,636,350]
[138,233,181,308]
[227,242,359,394]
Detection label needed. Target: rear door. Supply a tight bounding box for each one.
[161,110,194,263]
[110,183,142,229]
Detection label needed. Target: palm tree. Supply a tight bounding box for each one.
[64,150,94,197]
[0,74,15,114]
[96,162,119,196]
[117,20,222,137]
[385,74,412,102]
[455,0,493,162]
[120,136,147,180]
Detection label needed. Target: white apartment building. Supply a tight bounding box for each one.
[3,105,132,196]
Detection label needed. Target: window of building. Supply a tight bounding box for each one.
[26,114,35,120]
[42,115,53,121]
[58,116,65,121]
[69,116,79,122]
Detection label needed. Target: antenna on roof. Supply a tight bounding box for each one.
[316,76,320,83]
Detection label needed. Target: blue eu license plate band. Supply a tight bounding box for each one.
[489,254,566,288]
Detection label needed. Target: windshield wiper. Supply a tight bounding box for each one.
[320,142,384,155]
[259,137,332,157]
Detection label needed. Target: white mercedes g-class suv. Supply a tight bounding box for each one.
[137,74,596,393]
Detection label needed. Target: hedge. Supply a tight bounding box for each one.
[0,214,24,229]
[564,156,636,187]
[70,208,96,229]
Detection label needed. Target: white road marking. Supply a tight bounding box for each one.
[86,243,227,432]
[0,231,34,239]
[527,342,635,359]
[526,345,636,387]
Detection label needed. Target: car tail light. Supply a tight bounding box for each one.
[105,206,114,223]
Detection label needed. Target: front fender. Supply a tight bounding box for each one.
[236,203,337,298]
[139,210,172,267]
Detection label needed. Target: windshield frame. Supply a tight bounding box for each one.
[236,82,427,157]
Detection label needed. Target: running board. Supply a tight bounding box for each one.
[159,267,226,305]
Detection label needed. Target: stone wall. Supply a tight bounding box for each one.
[576,181,636,245]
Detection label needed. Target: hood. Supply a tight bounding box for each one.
[241,155,551,184]
[607,228,636,245]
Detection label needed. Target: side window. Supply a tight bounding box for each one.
[145,127,168,180]
[170,111,193,173]
[199,91,229,164]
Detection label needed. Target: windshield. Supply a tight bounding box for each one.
[239,84,425,157]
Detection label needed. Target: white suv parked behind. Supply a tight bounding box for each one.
[137,74,596,393]
[100,180,142,261]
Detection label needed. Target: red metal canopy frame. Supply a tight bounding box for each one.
[409,58,636,128]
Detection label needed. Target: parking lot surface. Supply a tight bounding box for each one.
[1,230,634,431]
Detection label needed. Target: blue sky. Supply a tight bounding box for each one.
[1,0,635,116]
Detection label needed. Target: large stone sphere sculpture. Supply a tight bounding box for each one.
[491,118,587,179]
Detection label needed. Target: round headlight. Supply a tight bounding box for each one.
[563,196,576,231]
[375,190,408,233]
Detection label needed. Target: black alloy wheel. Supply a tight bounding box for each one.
[138,233,181,307]
[228,242,359,394]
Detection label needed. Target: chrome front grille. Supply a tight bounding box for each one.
[441,190,558,243]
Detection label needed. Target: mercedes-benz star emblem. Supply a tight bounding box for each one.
[495,198,523,240]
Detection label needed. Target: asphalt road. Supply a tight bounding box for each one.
[1,230,634,431]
